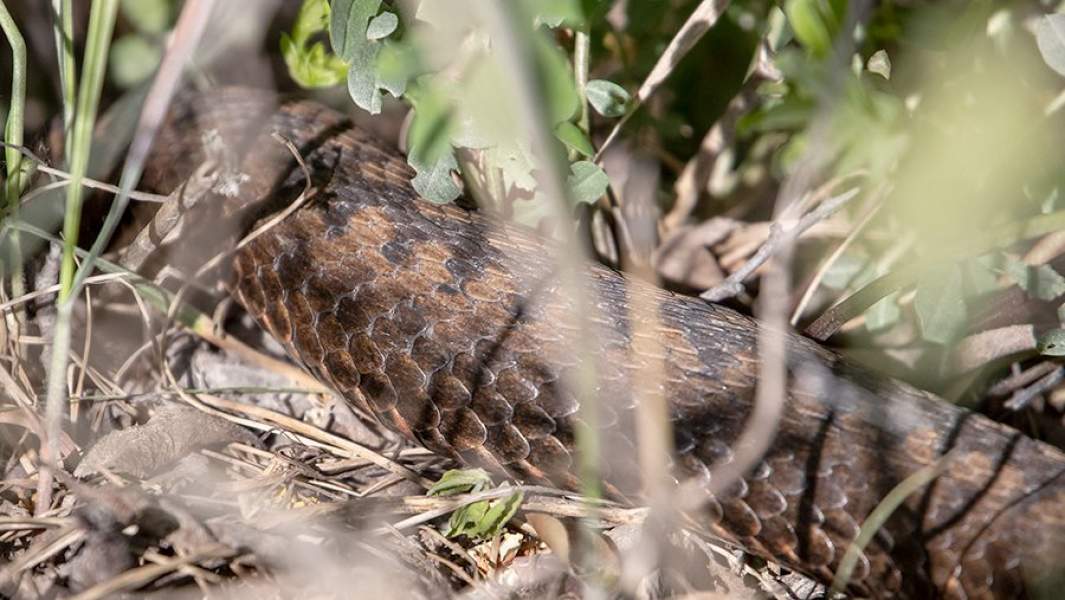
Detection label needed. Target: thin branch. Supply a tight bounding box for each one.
[701,185,862,302]
[596,0,732,159]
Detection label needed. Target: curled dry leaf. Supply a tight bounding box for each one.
[653,218,737,290]
[949,324,1038,375]
[75,404,257,479]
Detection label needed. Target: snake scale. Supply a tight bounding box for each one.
[138,88,1065,598]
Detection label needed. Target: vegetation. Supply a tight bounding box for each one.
[2,0,1065,597]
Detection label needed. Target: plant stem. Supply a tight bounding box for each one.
[0,2,25,207]
[56,0,118,308]
[69,0,216,299]
[52,0,77,152]
[0,1,28,324]
[830,453,952,595]
[39,0,119,516]
[574,30,590,134]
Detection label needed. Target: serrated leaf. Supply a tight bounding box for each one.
[331,0,387,112]
[566,161,608,205]
[428,468,493,496]
[585,79,630,118]
[330,0,380,59]
[867,49,891,80]
[367,11,398,40]
[554,121,594,157]
[485,144,538,192]
[1005,258,1065,301]
[1035,15,1065,78]
[914,265,967,344]
[410,149,462,204]
[376,41,416,97]
[1039,330,1065,356]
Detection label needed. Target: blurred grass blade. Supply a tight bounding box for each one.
[39,0,119,516]
[69,0,217,299]
[596,0,731,158]
[0,1,26,208]
[830,454,952,595]
[0,1,27,306]
[56,0,119,306]
[51,0,76,150]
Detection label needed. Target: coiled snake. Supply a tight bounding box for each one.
[140,88,1065,598]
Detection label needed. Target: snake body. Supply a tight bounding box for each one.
[141,89,1065,598]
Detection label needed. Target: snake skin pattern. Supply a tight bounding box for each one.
[140,88,1065,598]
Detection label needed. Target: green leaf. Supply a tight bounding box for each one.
[119,0,171,34]
[914,265,967,344]
[566,160,609,205]
[366,11,399,40]
[330,0,380,60]
[554,121,594,157]
[1035,15,1065,78]
[406,84,454,166]
[444,489,524,539]
[109,35,162,88]
[476,489,524,537]
[376,41,417,97]
[534,33,580,125]
[784,0,833,57]
[281,0,349,89]
[410,149,462,204]
[1039,330,1065,356]
[1005,258,1065,301]
[331,0,387,112]
[290,0,332,46]
[446,499,489,537]
[585,79,630,118]
[281,33,348,89]
[428,468,493,496]
[525,0,585,28]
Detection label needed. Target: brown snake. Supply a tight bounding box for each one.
[139,88,1065,598]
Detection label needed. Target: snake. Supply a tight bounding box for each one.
[137,88,1065,598]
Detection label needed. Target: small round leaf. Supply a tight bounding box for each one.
[367,11,399,40]
[567,161,609,205]
[585,79,630,118]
